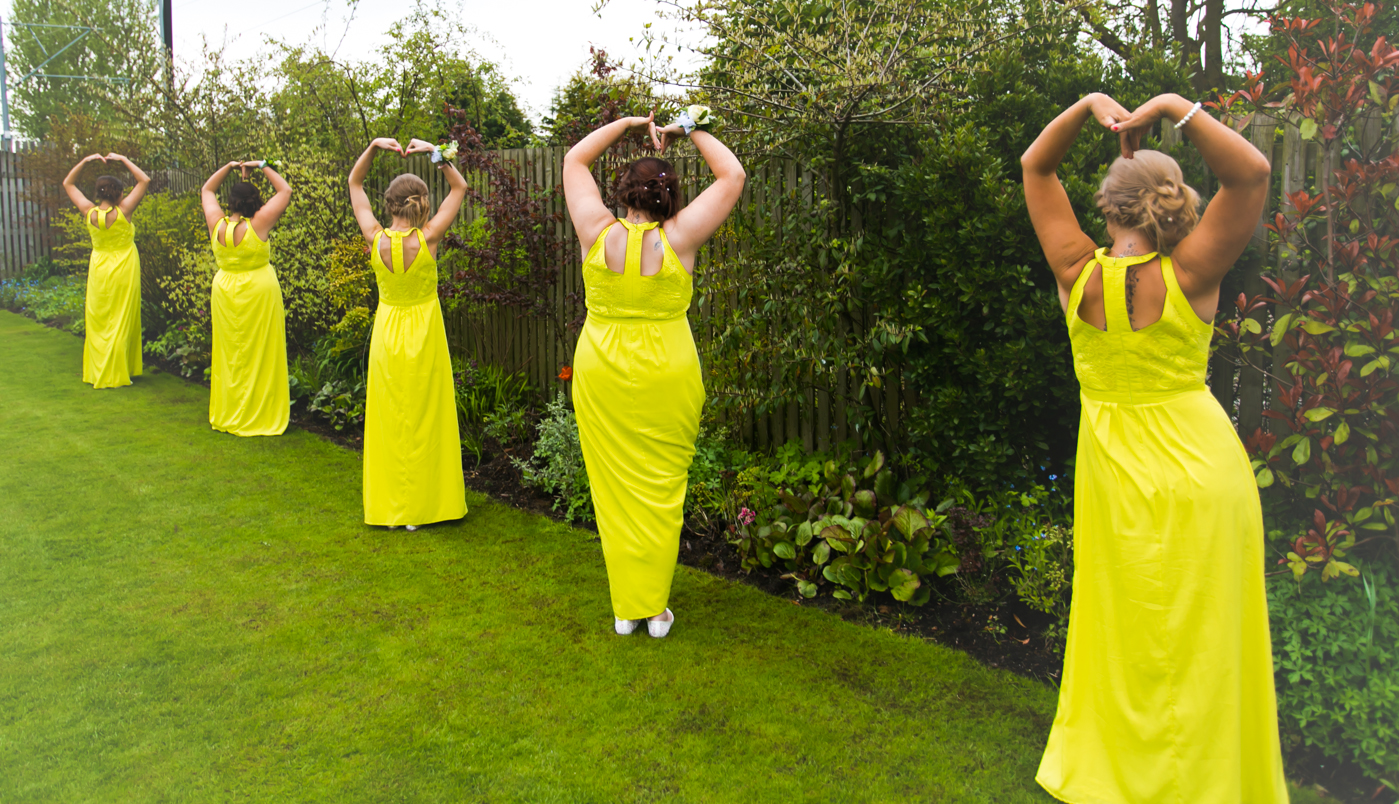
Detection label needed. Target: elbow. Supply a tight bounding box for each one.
[1246,152,1272,185]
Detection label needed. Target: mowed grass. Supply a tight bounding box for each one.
[1,308,1319,804]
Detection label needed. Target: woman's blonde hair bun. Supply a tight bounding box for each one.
[1094,150,1201,254]
[384,173,432,229]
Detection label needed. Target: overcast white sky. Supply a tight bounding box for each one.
[0,0,701,124]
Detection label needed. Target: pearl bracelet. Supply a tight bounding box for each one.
[1173,102,1203,130]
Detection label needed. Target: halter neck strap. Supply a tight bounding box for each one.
[377,227,424,273]
[616,219,659,277]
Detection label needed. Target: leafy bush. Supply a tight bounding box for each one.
[454,360,533,463]
[1217,3,1399,584]
[513,392,592,523]
[146,318,211,379]
[1270,564,1399,784]
[0,275,88,333]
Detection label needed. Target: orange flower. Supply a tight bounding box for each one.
[558,366,573,381]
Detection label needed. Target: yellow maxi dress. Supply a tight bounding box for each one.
[363,228,466,527]
[209,217,290,436]
[574,220,705,620]
[1037,249,1288,804]
[82,206,142,388]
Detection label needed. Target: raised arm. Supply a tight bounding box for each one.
[655,128,745,260]
[563,113,654,249]
[349,138,405,241]
[201,161,241,234]
[107,154,150,217]
[403,138,467,249]
[1112,94,1271,299]
[1021,93,1134,305]
[248,161,293,238]
[62,154,106,213]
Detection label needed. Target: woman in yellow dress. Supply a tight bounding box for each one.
[563,111,745,637]
[201,160,293,436]
[348,137,468,531]
[1022,93,1288,802]
[61,152,150,389]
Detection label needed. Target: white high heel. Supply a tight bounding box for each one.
[614,618,638,635]
[647,609,674,638]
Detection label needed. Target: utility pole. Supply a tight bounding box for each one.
[0,16,11,150]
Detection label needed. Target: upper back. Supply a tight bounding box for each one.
[210,217,271,272]
[1066,249,1213,397]
[370,228,439,306]
[86,206,134,249]
[582,220,692,319]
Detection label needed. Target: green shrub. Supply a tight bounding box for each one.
[0,275,88,333]
[146,318,212,379]
[454,360,533,463]
[513,392,592,523]
[1270,564,1399,784]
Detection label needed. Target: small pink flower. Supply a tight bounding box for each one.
[737,507,756,526]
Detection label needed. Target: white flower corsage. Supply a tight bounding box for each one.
[673,104,716,136]
[430,142,459,164]
[258,158,282,171]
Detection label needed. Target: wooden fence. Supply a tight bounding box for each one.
[0,143,56,278]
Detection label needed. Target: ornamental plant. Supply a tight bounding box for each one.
[726,450,961,604]
[1217,1,1399,582]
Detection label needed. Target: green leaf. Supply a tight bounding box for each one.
[1343,342,1375,357]
[889,568,921,601]
[1334,421,1350,445]
[773,541,796,560]
[851,489,878,518]
[831,590,852,600]
[779,490,809,516]
[1256,467,1275,488]
[1303,407,1335,422]
[811,540,831,565]
[1360,356,1390,376]
[928,550,960,576]
[797,580,818,598]
[891,505,929,539]
[873,470,895,502]
[1292,437,1311,466]
[1299,117,1318,140]
[1270,313,1293,346]
[794,520,814,547]
[862,450,885,479]
[1241,317,1262,335]
[1300,320,1336,335]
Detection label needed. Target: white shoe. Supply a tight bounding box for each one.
[614,618,638,635]
[647,609,674,638]
[405,524,418,532]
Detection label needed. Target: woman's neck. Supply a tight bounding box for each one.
[623,208,656,224]
[1108,229,1154,259]
[388,217,417,231]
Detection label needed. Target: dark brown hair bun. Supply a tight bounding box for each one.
[616,157,684,221]
[93,175,124,204]
[229,182,264,217]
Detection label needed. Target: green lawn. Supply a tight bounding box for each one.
[0,310,1324,803]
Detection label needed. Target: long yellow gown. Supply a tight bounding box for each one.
[1036,249,1288,803]
[574,220,705,620]
[209,217,290,436]
[363,228,466,527]
[82,206,142,388]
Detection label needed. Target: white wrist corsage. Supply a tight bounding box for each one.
[430,142,459,165]
[673,104,716,136]
[258,158,282,171]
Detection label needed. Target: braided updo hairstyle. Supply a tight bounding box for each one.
[1094,150,1201,254]
[616,157,684,221]
[93,175,124,205]
[384,174,431,228]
